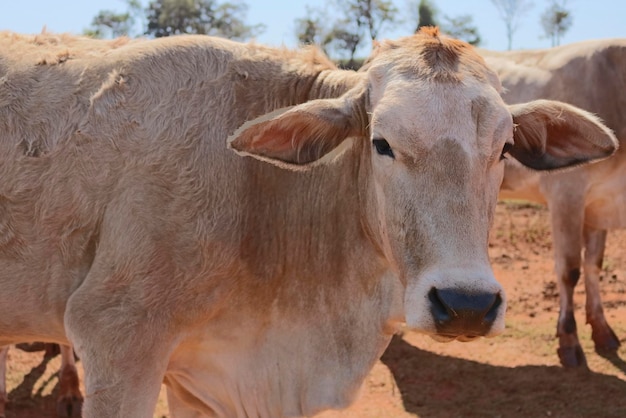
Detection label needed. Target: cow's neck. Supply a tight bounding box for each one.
[167,61,403,417]
[307,68,365,101]
[183,135,404,418]
[234,139,394,303]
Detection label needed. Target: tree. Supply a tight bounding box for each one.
[490,0,534,50]
[414,0,437,32]
[210,2,265,40]
[441,14,482,46]
[85,0,143,38]
[294,6,330,49]
[406,0,481,46]
[307,0,397,65]
[335,0,399,42]
[144,0,265,40]
[325,19,363,68]
[541,0,573,46]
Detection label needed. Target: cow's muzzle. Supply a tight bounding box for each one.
[428,287,503,341]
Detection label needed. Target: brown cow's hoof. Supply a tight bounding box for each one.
[557,345,588,368]
[592,326,621,354]
[56,395,83,418]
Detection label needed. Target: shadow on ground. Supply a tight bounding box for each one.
[381,335,626,418]
[6,336,626,417]
[5,347,65,418]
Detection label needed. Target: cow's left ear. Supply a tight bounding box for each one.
[508,100,618,170]
[228,92,366,168]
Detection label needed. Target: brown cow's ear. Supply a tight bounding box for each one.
[228,95,366,168]
[509,100,618,170]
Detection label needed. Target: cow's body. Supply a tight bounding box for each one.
[482,39,626,367]
[0,29,617,417]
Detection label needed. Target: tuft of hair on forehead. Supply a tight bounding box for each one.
[369,26,493,84]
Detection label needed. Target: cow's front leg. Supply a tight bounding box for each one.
[583,226,621,354]
[549,200,586,367]
[65,281,173,417]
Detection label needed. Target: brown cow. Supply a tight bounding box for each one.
[0,28,617,416]
[0,344,81,417]
[482,39,626,368]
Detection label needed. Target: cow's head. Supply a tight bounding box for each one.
[228,28,617,342]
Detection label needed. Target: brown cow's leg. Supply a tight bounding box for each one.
[548,198,587,368]
[56,345,83,418]
[67,323,169,417]
[66,276,173,417]
[583,227,621,353]
[0,346,8,418]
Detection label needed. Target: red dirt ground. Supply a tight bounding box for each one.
[3,201,626,417]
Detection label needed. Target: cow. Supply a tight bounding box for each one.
[0,27,617,417]
[481,39,626,368]
[0,344,81,417]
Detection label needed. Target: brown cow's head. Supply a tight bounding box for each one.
[228,28,617,342]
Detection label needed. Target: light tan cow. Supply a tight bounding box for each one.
[0,27,617,417]
[482,39,626,368]
[0,344,81,417]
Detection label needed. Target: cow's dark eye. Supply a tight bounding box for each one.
[500,142,513,160]
[372,138,394,159]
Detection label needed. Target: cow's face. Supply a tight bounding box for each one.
[363,59,512,340]
[229,30,617,342]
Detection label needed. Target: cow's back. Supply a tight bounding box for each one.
[0,32,350,344]
[485,39,626,229]
[482,39,626,141]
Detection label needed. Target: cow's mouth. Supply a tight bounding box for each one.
[430,334,481,343]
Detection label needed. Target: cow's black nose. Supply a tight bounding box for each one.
[428,287,502,338]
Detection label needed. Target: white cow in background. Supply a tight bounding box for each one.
[483,38,626,367]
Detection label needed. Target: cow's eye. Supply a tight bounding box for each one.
[372,138,394,159]
[500,142,513,161]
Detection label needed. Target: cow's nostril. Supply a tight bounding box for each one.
[484,292,503,326]
[428,287,452,325]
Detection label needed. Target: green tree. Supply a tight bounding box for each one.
[145,0,264,40]
[441,14,482,46]
[313,0,397,64]
[337,0,398,40]
[406,1,481,45]
[415,0,437,32]
[490,0,534,49]
[541,0,572,46]
[363,0,398,41]
[325,19,363,68]
[294,6,330,48]
[84,0,143,38]
[334,0,398,42]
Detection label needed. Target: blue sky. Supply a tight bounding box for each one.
[0,0,624,53]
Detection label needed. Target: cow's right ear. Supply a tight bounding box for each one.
[228,90,367,169]
[508,100,618,170]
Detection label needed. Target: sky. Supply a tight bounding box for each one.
[0,0,624,53]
